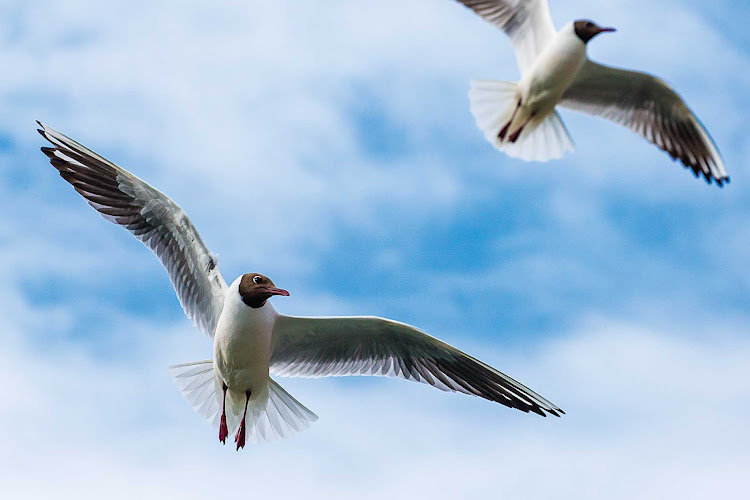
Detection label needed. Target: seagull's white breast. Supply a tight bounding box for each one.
[520,22,587,111]
[213,280,277,392]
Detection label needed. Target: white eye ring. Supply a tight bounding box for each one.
[253,275,262,284]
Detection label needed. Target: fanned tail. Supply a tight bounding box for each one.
[169,360,222,426]
[256,380,319,443]
[469,79,575,162]
[169,360,318,445]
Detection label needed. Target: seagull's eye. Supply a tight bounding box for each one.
[253,275,262,285]
[586,22,595,28]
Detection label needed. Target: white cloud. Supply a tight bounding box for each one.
[1,289,748,499]
[2,0,745,299]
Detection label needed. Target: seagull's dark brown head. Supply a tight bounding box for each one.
[574,20,616,43]
[238,273,290,308]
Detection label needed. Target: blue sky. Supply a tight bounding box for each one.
[1,0,749,498]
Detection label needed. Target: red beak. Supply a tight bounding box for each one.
[269,287,290,297]
[598,27,616,33]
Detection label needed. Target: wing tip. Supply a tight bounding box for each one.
[679,157,729,189]
[535,404,565,418]
[702,171,730,189]
[547,407,565,418]
[36,120,51,140]
[714,175,730,188]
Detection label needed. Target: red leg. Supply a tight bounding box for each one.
[219,383,228,444]
[235,390,251,451]
[509,112,537,143]
[499,99,522,141]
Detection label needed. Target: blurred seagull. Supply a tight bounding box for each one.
[455,0,728,186]
[38,122,563,448]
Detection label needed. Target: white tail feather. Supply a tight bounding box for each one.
[469,79,575,162]
[169,360,318,444]
[169,360,222,426]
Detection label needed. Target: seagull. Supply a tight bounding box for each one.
[455,0,728,186]
[37,122,563,448]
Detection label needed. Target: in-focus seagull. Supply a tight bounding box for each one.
[38,122,563,448]
[454,0,728,186]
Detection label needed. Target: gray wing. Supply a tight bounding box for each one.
[38,122,228,337]
[453,0,556,72]
[271,315,562,417]
[560,61,728,186]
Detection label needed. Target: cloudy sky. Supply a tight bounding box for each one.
[1,0,749,497]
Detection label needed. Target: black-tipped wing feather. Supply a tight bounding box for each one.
[560,62,728,186]
[38,122,228,337]
[271,315,562,417]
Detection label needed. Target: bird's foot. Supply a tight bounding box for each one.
[498,121,512,141]
[499,99,522,142]
[219,414,228,444]
[508,127,524,143]
[235,417,246,450]
[509,112,536,143]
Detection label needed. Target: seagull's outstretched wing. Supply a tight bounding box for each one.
[38,122,228,336]
[271,315,563,417]
[560,62,728,186]
[453,0,556,72]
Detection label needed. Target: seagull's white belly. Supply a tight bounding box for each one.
[213,300,275,393]
[520,32,587,112]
